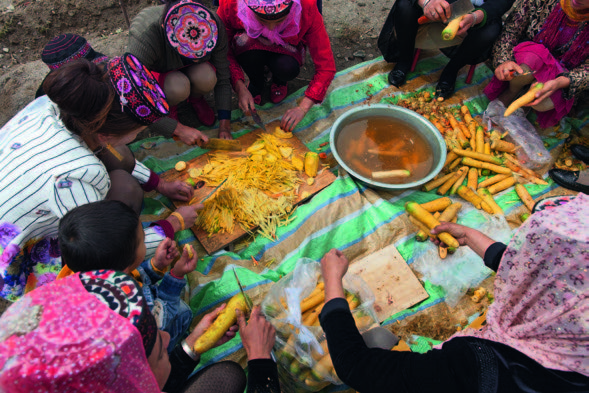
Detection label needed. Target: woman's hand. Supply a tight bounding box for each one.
[173,123,209,146]
[153,238,179,271]
[185,303,239,354]
[320,248,349,302]
[236,81,256,116]
[218,119,233,140]
[157,180,193,202]
[430,222,471,246]
[495,61,524,81]
[237,306,276,360]
[281,97,314,132]
[456,10,484,36]
[167,204,204,232]
[527,77,570,107]
[171,244,197,278]
[423,0,451,23]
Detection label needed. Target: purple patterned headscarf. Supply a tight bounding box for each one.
[451,193,589,376]
[238,0,302,46]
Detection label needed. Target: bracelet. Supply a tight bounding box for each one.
[422,0,431,9]
[181,339,200,361]
[150,258,167,275]
[169,212,185,231]
[471,11,479,25]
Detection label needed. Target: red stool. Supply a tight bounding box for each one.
[410,49,478,84]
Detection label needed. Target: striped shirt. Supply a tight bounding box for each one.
[0,96,165,301]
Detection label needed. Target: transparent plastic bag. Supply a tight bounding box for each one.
[262,258,378,392]
[412,209,512,307]
[483,99,551,170]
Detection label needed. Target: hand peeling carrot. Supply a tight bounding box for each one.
[504,83,544,117]
[442,16,465,40]
[405,202,459,248]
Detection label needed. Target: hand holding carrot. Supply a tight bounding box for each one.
[153,238,179,271]
[171,244,197,278]
[423,0,451,22]
[185,303,239,353]
[526,77,570,107]
[431,222,497,259]
[495,61,524,81]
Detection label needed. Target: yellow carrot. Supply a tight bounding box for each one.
[504,83,544,116]
[457,185,483,209]
[467,167,478,190]
[443,151,460,168]
[487,177,516,194]
[442,16,464,40]
[439,244,448,259]
[478,174,510,189]
[484,142,491,155]
[515,184,535,211]
[410,216,434,240]
[422,172,455,192]
[438,167,467,195]
[477,188,504,215]
[449,157,462,170]
[453,148,503,165]
[405,202,459,249]
[491,139,516,153]
[438,202,462,222]
[461,157,512,175]
[476,127,485,154]
[450,166,469,195]
[420,197,452,212]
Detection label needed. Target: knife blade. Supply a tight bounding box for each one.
[189,178,227,205]
[202,138,242,151]
[251,111,266,131]
[233,267,253,313]
[508,70,537,77]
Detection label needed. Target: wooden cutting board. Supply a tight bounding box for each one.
[348,244,429,322]
[160,120,336,254]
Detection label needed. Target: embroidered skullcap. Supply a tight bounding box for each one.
[163,0,219,60]
[80,270,158,357]
[245,0,293,20]
[107,53,170,125]
[0,271,161,392]
[41,34,108,70]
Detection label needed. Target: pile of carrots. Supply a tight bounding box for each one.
[397,90,549,255]
[265,280,376,391]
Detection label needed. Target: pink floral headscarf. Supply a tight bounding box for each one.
[0,272,161,392]
[237,0,302,47]
[452,193,589,376]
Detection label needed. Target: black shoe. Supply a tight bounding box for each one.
[435,80,456,100]
[388,69,407,88]
[571,144,589,165]
[549,169,589,193]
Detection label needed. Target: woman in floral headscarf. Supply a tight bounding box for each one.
[129,0,234,142]
[318,194,589,392]
[0,55,200,301]
[485,0,589,128]
[217,0,336,132]
[0,270,281,393]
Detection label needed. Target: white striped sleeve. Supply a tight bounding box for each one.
[144,226,165,258]
[47,168,109,218]
[132,160,152,185]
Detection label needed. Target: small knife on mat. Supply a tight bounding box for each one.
[233,267,254,314]
[251,111,267,131]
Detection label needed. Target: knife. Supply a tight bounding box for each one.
[508,70,537,77]
[202,138,242,151]
[251,111,267,131]
[233,267,254,313]
[418,0,474,24]
[189,178,228,205]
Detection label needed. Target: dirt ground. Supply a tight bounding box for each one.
[0,0,393,127]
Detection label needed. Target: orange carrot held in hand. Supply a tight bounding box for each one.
[504,83,544,117]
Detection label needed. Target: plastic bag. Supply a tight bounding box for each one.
[483,99,551,170]
[412,209,512,307]
[262,258,378,392]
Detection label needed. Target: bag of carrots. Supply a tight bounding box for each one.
[262,259,378,392]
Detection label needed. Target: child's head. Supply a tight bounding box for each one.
[58,200,146,273]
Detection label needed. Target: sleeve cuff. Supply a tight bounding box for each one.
[131,160,152,184]
[151,219,175,239]
[319,297,350,324]
[217,109,231,120]
[160,273,186,297]
[141,170,160,192]
[483,242,507,272]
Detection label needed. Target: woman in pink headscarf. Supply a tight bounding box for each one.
[0,270,281,393]
[218,0,336,132]
[317,194,588,392]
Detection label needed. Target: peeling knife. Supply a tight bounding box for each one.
[233,267,253,314]
[189,178,227,205]
[251,111,267,131]
[509,70,537,77]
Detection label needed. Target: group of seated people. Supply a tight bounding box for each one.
[0,0,587,391]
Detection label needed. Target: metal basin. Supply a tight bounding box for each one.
[329,104,447,190]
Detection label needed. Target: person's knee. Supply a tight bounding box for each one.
[164,71,191,105]
[185,63,217,95]
[532,98,555,112]
[106,169,143,215]
[272,55,300,82]
[396,0,419,15]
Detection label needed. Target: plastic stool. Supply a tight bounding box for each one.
[411,49,478,84]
